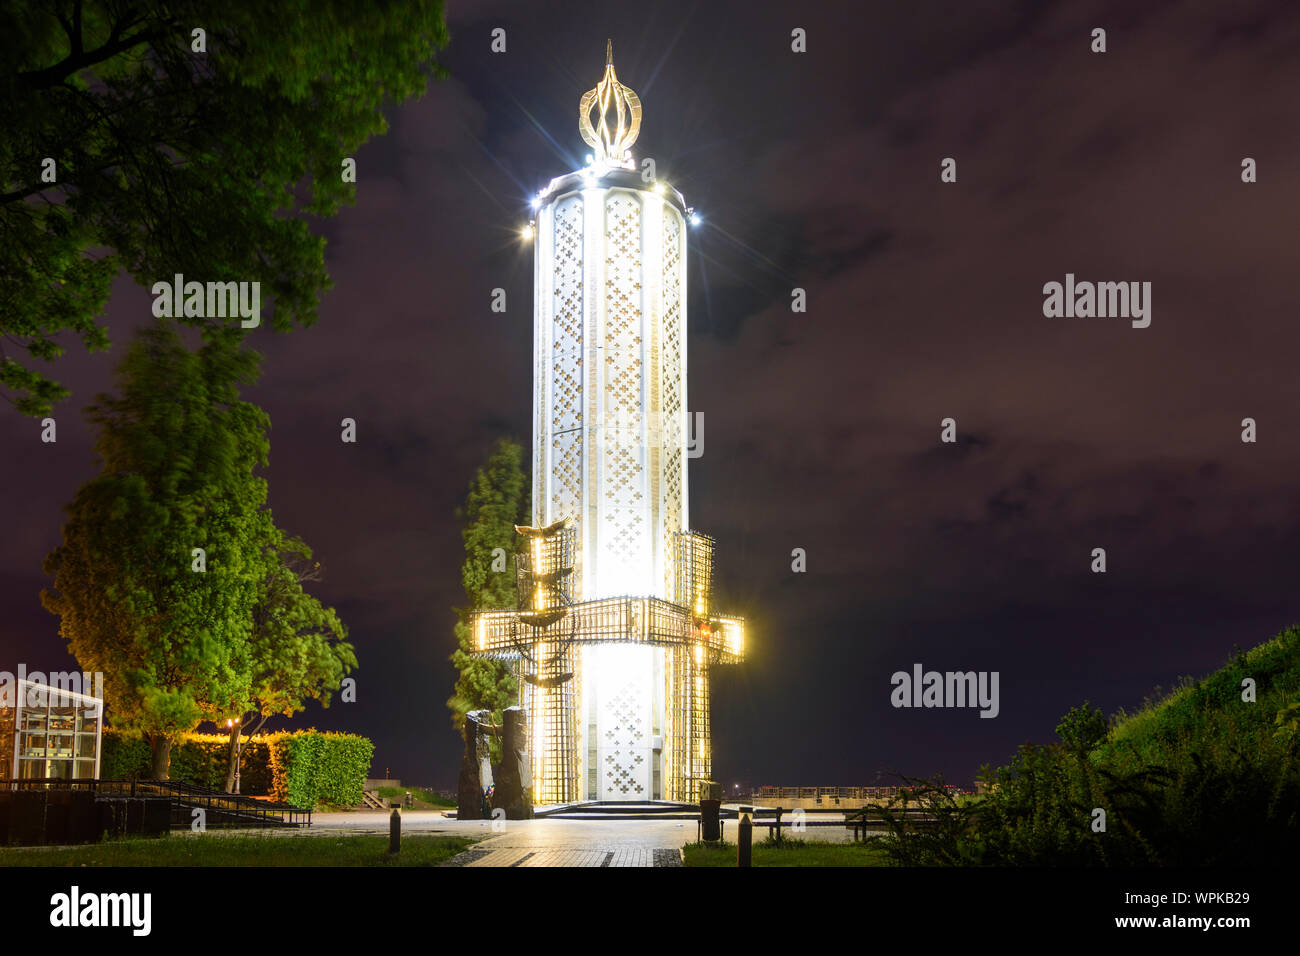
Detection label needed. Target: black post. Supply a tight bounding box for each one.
[700,798,721,842]
[388,807,401,854]
[234,725,242,795]
[737,805,752,868]
[775,806,783,844]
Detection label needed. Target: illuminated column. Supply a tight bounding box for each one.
[532,53,689,604]
[519,43,730,804]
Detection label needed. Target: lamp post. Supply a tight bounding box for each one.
[226,717,242,794]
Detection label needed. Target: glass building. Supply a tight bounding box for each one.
[0,679,103,781]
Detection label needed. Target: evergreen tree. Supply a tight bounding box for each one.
[447,438,529,738]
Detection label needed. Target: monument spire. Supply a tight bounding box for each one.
[579,39,641,167]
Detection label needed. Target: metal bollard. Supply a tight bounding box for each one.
[389,806,401,854]
[737,805,753,868]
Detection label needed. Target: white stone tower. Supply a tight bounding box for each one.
[475,43,743,804]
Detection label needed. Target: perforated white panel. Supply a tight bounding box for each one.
[591,644,654,799]
[602,192,647,594]
[661,210,684,597]
[550,196,585,555]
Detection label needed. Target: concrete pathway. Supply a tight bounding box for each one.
[308,811,690,866]
[455,845,668,867]
[248,806,866,866]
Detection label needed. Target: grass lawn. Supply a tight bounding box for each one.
[375,786,455,809]
[683,837,894,867]
[0,833,478,867]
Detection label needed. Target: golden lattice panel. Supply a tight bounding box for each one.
[526,642,581,805]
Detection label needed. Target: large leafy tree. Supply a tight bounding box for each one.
[43,321,352,783]
[447,438,530,738]
[0,0,449,415]
[221,528,356,792]
[42,322,272,777]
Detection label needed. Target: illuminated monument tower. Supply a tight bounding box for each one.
[473,44,744,804]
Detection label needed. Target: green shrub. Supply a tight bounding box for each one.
[99,728,366,805]
[100,732,151,780]
[268,730,373,808]
[875,625,1300,866]
[101,730,273,793]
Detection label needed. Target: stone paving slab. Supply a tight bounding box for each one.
[450,844,679,867]
[456,842,660,867]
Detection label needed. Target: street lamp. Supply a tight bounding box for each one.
[226,717,242,794]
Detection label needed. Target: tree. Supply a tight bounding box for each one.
[1055,700,1109,756]
[42,322,271,777]
[447,439,530,741]
[0,0,449,415]
[221,528,356,792]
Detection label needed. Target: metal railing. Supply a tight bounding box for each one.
[745,785,967,803]
[2,778,313,828]
[474,595,743,663]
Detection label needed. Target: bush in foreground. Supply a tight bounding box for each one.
[872,626,1300,865]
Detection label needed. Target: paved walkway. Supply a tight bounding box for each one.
[454,845,670,867]
[308,811,690,866]
[262,807,866,866]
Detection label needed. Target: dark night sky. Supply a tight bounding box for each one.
[4,0,1300,789]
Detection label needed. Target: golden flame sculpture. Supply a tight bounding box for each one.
[579,40,641,166]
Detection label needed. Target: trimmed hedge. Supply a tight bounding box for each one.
[268,731,374,808]
[100,732,152,781]
[100,729,372,807]
[101,731,273,794]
